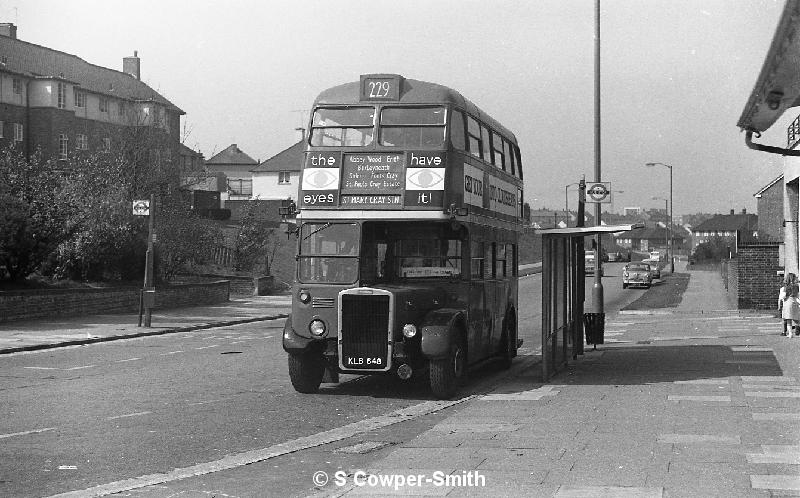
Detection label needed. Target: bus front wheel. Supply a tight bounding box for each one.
[429,336,466,399]
[288,352,325,394]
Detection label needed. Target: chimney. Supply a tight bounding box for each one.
[741,208,747,214]
[123,51,140,80]
[0,23,17,39]
[730,209,734,215]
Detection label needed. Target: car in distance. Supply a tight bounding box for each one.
[622,262,652,289]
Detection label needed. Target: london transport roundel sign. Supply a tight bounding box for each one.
[586,182,611,203]
[132,200,150,216]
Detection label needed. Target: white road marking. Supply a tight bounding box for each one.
[194,345,219,350]
[23,366,59,370]
[115,358,141,363]
[751,475,800,491]
[657,434,740,444]
[0,427,56,439]
[106,411,152,420]
[668,395,731,402]
[24,365,96,371]
[47,396,476,498]
[160,350,185,355]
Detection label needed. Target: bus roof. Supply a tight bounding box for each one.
[313,75,517,143]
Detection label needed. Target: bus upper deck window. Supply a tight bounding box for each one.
[480,125,492,164]
[310,107,375,147]
[450,109,466,151]
[492,132,505,170]
[379,106,445,148]
[467,116,481,158]
[503,140,514,175]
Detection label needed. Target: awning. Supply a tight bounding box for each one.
[738,0,800,133]
[535,223,643,237]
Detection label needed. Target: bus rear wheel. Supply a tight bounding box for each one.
[287,352,325,394]
[429,336,466,399]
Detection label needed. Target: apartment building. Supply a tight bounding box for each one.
[0,23,183,162]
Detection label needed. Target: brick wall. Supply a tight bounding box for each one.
[0,281,230,323]
[734,243,782,309]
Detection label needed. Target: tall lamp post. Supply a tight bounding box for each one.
[646,162,674,273]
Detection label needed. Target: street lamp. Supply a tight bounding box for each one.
[646,162,674,273]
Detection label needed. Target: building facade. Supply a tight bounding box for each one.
[754,175,784,243]
[0,23,183,162]
[690,210,758,253]
[204,144,258,200]
[251,140,303,201]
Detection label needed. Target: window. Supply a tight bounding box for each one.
[504,140,515,175]
[471,241,485,279]
[99,97,109,113]
[514,145,523,180]
[73,89,85,108]
[298,223,360,284]
[481,125,492,163]
[394,238,461,279]
[309,106,374,147]
[450,109,466,150]
[13,123,22,142]
[378,106,445,147]
[58,134,68,159]
[76,134,88,150]
[102,137,111,152]
[57,82,67,109]
[492,132,505,169]
[12,78,21,94]
[118,101,125,117]
[278,171,291,184]
[495,243,507,277]
[227,178,252,196]
[467,116,481,158]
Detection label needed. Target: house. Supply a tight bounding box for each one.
[529,209,594,229]
[0,23,183,162]
[205,144,258,200]
[754,175,784,243]
[690,210,758,253]
[613,224,686,253]
[251,140,303,201]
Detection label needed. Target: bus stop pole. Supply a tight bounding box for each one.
[591,0,604,315]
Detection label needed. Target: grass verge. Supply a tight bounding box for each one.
[622,272,690,310]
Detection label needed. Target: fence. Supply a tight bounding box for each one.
[212,246,234,268]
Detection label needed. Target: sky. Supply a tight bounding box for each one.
[2,0,791,216]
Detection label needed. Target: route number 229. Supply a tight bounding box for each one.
[368,81,390,98]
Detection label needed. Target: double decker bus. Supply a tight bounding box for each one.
[282,74,525,399]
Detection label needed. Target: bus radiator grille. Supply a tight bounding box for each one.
[340,294,390,368]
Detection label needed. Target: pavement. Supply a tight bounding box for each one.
[0,295,291,354]
[311,262,799,497]
[5,262,800,497]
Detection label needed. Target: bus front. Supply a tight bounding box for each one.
[282,74,522,399]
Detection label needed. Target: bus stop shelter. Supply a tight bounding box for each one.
[537,224,641,380]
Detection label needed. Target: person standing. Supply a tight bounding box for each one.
[778,273,800,337]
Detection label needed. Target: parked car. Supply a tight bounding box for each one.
[642,257,661,279]
[622,262,652,289]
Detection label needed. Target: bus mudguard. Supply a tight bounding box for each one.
[419,308,466,359]
[282,314,317,354]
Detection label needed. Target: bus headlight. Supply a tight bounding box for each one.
[309,319,326,337]
[402,324,417,338]
[298,289,311,304]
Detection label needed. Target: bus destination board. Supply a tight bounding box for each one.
[360,74,402,101]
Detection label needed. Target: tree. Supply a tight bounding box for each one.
[0,147,74,281]
[233,200,283,275]
[693,236,731,262]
